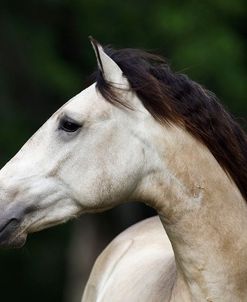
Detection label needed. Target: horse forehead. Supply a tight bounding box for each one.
[63,84,110,116]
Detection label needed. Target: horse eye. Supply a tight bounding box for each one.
[59,118,81,133]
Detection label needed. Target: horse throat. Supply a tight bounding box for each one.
[137,126,247,302]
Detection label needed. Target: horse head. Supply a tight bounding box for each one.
[0,39,162,248]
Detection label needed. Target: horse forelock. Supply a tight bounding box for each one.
[90,46,247,202]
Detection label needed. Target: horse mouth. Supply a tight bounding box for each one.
[12,234,27,248]
[1,233,27,248]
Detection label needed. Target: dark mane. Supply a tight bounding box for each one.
[92,46,247,201]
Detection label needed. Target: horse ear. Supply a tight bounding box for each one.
[89,36,128,87]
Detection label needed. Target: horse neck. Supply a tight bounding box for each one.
[137,125,247,302]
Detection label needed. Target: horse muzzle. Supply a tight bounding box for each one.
[0,211,27,248]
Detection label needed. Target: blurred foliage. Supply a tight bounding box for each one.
[0,0,246,301]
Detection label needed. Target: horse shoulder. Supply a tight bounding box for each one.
[82,216,176,302]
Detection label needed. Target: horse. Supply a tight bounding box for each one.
[82,216,177,302]
[0,37,247,301]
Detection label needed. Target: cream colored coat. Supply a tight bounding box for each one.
[82,216,177,302]
[0,40,246,302]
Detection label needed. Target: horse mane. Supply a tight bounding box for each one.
[91,46,247,202]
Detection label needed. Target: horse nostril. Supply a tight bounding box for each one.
[0,218,20,234]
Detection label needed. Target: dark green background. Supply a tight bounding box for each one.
[0,1,246,301]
